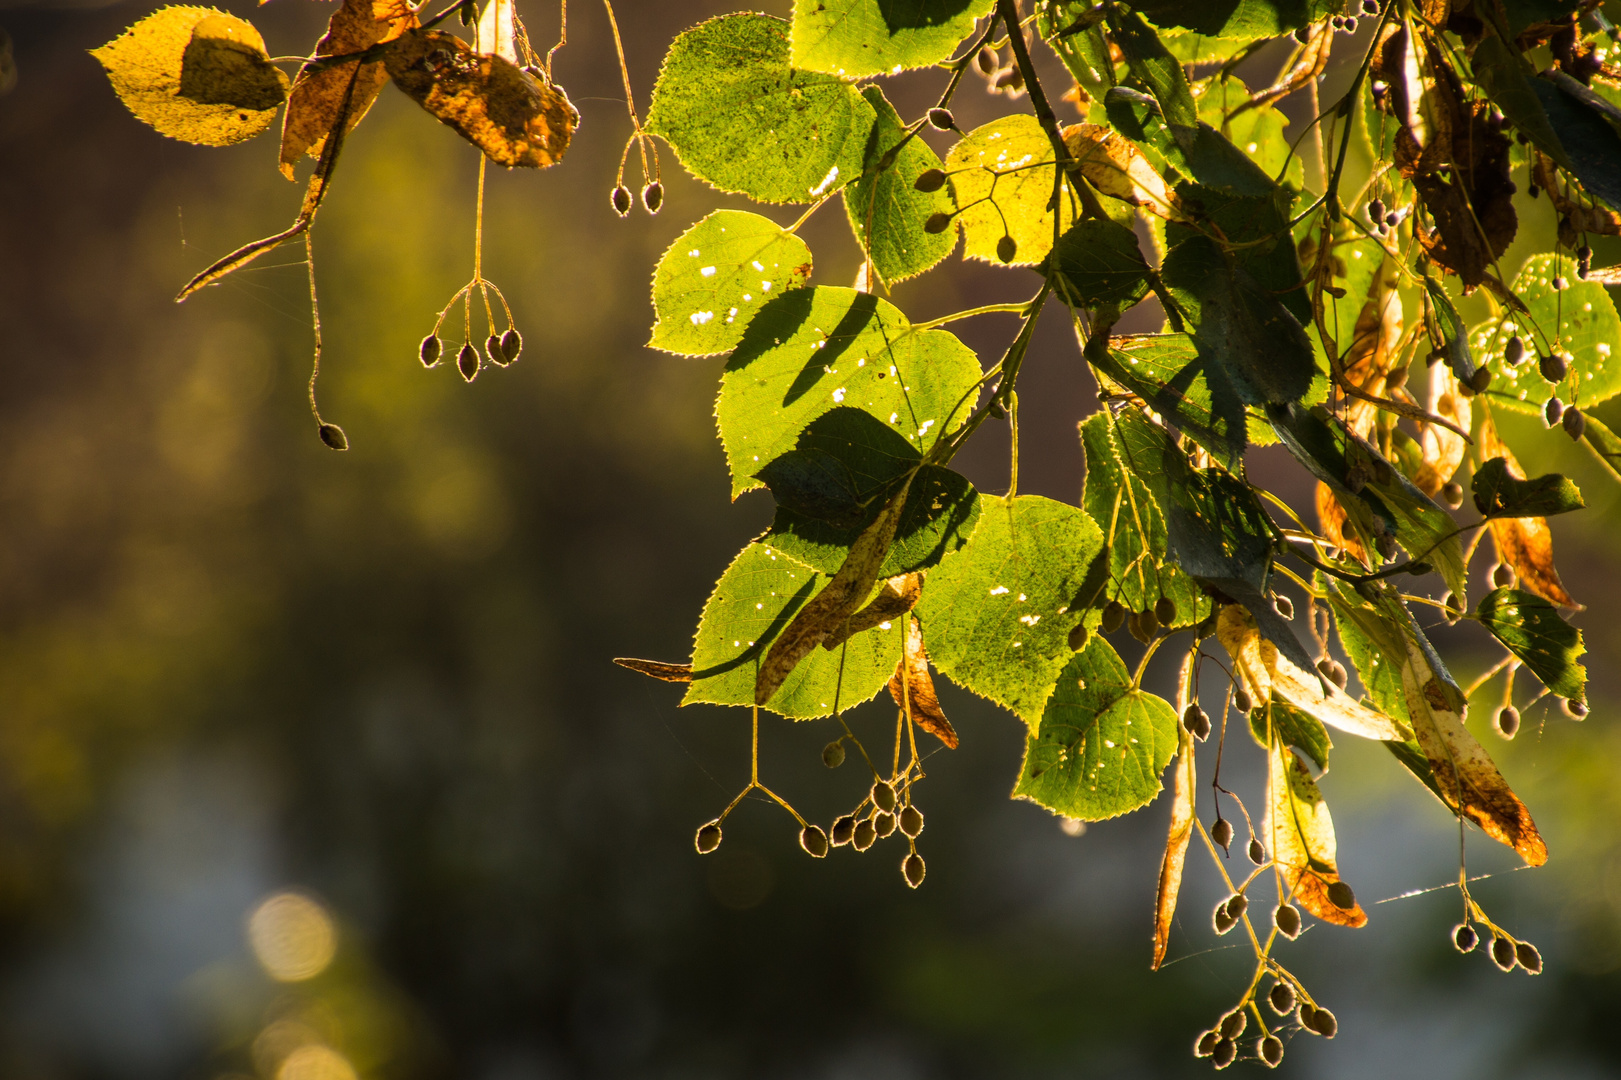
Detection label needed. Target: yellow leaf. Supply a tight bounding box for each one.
[1267,741,1367,927]
[1412,370,1469,497]
[1152,651,1195,971]
[887,615,958,749]
[92,6,288,147]
[1061,123,1184,222]
[384,30,579,170]
[1481,412,1580,608]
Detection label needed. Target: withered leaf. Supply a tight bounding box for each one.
[1061,122,1183,221]
[1268,742,1367,928]
[887,615,957,749]
[179,13,288,111]
[826,572,921,650]
[1412,372,1470,497]
[613,657,693,683]
[279,0,416,179]
[385,29,578,169]
[1152,651,1196,971]
[1480,414,1581,608]
[1316,480,1369,565]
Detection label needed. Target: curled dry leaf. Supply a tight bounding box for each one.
[385,30,579,169]
[1218,605,1408,742]
[1316,480,1369,565]
[1339,254,1405,440]
[1061,122,1182,221]
[280,0,416,179]
[612,657,693,683]
[1267,742,1367,928]
[1152,650,1196,971]
[1412,369,1470,496]
[1232,19,1332,118]
[1480,413,1580,608]
[825,572,921,650]
[887,615,958,749]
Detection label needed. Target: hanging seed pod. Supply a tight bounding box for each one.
[923,211,953,233]
[902,851,926,887]
[1545,396,1565,427]
[899,805,924,838]
[1247,838,1265,865]
[1227,892,1248,919]
[873,811,897,838]
[927,106,954,130]
[1362,0,1379,11]
[1128,609,1155,644]
[1101,600,1126,633]
[1496,706,1520,739]
[1454,922,1479,952]
[1326,881,1356,910]
[976,46,997,73]
[318,422,348,451]
[1306,1006,1338,1038]
[996,234,1017,263]
[1260,1035,1283,1067]
[1269,980,1297,1015]
[871,781,897,813]
[1491,935,1518,971]
[641,181,664,214]
[1492,563,1514,588]
[695,821,722,853]
[822,740,846,768]
[499,328,523,364]
[1212,1038,1238,1069]
[1234,686,1253,714]
[419,333,443,367]
[1554,275,1570,290]
[1193,710,1211,740]
[1441,481,1464,508]
[1387,363,1410,389]
[1213,900,1238,935]
[457,342,480,381]
[1367,197,1386,222]
[1564,697,1589,719]
[1195,1030,1221,1057]
[831,815,857,846]
[610,184,632,216]
[800,824,829,858]
[1516,941,1543,973]
[1068,623,1088,651]
[1219,1010,1247,1039]
[1275,903,1302,939]
[1540,351,1569,382]
[914,167,946,193]
[1212,817,1234,850]
[1274,594,1294,620]
[1181,703,1206,734]
[1470,366,1492,393]
[1505,335,1526,365]
[1294,25,1311,43]
[852,818,877,851]
[1155,596,1177,625]
[486,333,505,365]
[1563,405,1586,440]
[1385,211,1399,228]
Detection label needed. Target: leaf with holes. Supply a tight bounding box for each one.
[1476,588,1586,701]
[650,210,813,356]
[791,0,994,79]
[947,114,1075,267]
[844,86,957,286]
[1471,254,1621,415]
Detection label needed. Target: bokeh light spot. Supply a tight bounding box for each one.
[277,1044,358,1080]
[248,891,337,982]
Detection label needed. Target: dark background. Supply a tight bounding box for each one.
[1,1,1620,1077]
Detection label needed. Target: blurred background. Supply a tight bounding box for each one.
[1,1,1619,1077]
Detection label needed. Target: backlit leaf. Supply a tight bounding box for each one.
[1528,74,1621,212]
[1582,412,1621,483]
[280,0,415,178]
[947,114,1075,266]
[1475,588,1586,701]
[1249,698,1332,772]
[1267,742,1367,927]
[790,0,994,79]
[845,86,956,286]
[1062,121,1184,221]
[889,615,958,748]
[1133,0,1335,41]
[1047,218,1151,308]
[1153,652,1197,971]
[1480,416,1580,607]
[1085,333,1246,469]
[1471,456,1585,518]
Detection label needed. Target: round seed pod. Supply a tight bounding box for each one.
[1234,686,1253,714]
[831,815,857,846]
[1155,596,1177,625]
[1563,405,1586,440]
[1261,1034,1283,1067]
[994,66,1023,91]
[1368,198,1386,223]
[1181,703,1205,733]
[1564,697,1589,719]
[1298,1004,1318,1034]
[1269,980,1297,1015]
[1101,600,1126,633]
[872,781,897,813]
[1492,935,1518,971]
[1194,710,1211,740]
[1375,531,1397,560]
[1387,363,1410,389]
[927,106,954,130]
[1540,351,1569,382]
[1441,481,1464,508]
[318,423,348,451]
[1362,0,1378,11]
[899,805,924,838]
[914,167,946,193]
[1385,211,1399,228]
[1554,275,1570,290]
[1212,1038,1237,1069]
[486,333,505,366]
[420,333,443,367]
[695,821,722,854]
[610,184,633,216]
[1212,817,1234,850]
[1528,181,1540,198]
[1342,15,1358,31]
[1213,900,1238,935]
[1492,562,1514,588]
[1227,892,1248,919]
[1068,623,1088,651]
[800,824,829,858]
[1454,922,1478,952]
[1505,335,1526,365]
[1578,243,1593,263]
[903,852,926,888]
[976,46,997,73]
[873,811,897,838]
[1545,396,1565,427]
[923,212,953,234]
[1247,838,1265,865]
[499,328,523,364]
[853,819,877,851]
[1444,592,1463,624]
[457,343,480,381]
[1496,706,1520,739]
[1516,941,1542,974]
[1275,903,1302,939]
[823,740,846,768]
[641,181,664,214]
[1294,25,1311,43]
[1219,1009,1247,1039]
[1327,881,1356,910]
[1195,1029,1220,1057]
[1128,609,1156,644]
[1470,366,1492,393]
[1274,594,1294,620]
[996,235,1017,264]
[1307,1006,1337,1038]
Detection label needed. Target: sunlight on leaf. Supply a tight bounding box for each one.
[649,210,813,356]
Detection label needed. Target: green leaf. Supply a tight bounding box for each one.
[844,86,957,286]
[1475,588,1587,701]
[1471,33,1572,171]
[1131,0,1334,41]
[1047,218,1151,308]
[1038,1,1115,94]
[649,210,813,356]
[684,542,901,717]
[92,7,289,147]
[1195,76,1305,190]
[917,495,1106,724]
[1528,75,1621,212]
[1249,698,1332,772]
[1472,257,1621,416]
[764,464,980,576]
[1014,637,1179,820]
[1079,411,1209,626]
[1085,332,1247,470]
[1106,9,1198,140]
[646,13,877,204]
[1424,275,1480,388]
[1582,412,1621,483]
[717,286,982,496]
[755,407,918,526]
[1471,456,1586,517]
[790,0,994,79]
[945,114,1075,266]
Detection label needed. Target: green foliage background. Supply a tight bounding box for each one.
[1,1,1621,1077]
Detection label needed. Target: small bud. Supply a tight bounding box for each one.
[1182,703,1206,734]
[457,342,479,381]
[1195,1029,1220,1057]
[1540,351,1569,382]
[1269,980,1297,1015]
[914,167,946,193]
[1227,892,1248,919]
[1101,600,1126,633]
[641,181,663,214]
[872,781,897,813]
[1306,1006,1337,1038]
[1212,1038,1238,1069]
[1470,366,1492,393]
[924,211,953,234]
[1327,881,1356,910]
[1505,335,1525,365]
[1154,596,1177,625]
[1248,839,1265,865]
[823,740,846,768]
[1219,1009,1247,1039]
[976,46,997,74]
[1234,686,1252,714]
[1068,623,1088,651]
[419,333,442,367]
[1212,817,1234,850]
[1275,903,1302,939]
[1492,563,1514,588]
[695,821,722,853]
[1563,405,1586,440]
[853,818,877,851]
[1454,922,1479,952]
[486,333,505,366]
[1545,396,1566,427]
[1564,697,1589,719]
[318,422,348,451]
[800,824,829,858]
[1295,25,1311,43]
[1274,594,1294,620]
[927,106,954,130]
[996,234,1018,264]
[611,184,633,216]
[899,805,924,838]
[1516,941,1542,974]
[1260,1034,1283,1067]
[1362,0,1378,11]
[874,811,897,838]
[1496,706,1521,739]
[1441,481,1464,508]
[903,852,926,887]
[1492,935,1518,971]
[831,815,857,846]
[1213,900,1238,935]
[1368,198,1386,222]
[500,328,523,364]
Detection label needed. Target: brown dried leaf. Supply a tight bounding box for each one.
[1481,414,1581,608]
[1152,651,1196,970]
[1061,123,1183,222]
[1340,255,1404,440]
[384,29,578,169]
[887,615,957,749]
[279,0,414,178]
[824,572,921,650]
[1233,20,1331,117]
[1267,742,1368,927]
[613,657,693,683]
[1317,480,1370,565]
[1412,370,1470,496]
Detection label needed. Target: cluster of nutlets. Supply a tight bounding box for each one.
[1453,920,1542,974]
[1194,980,1337,1069]
[1496,329,1588,440]
[419,327,523,382]
[1097,594,1183,645]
